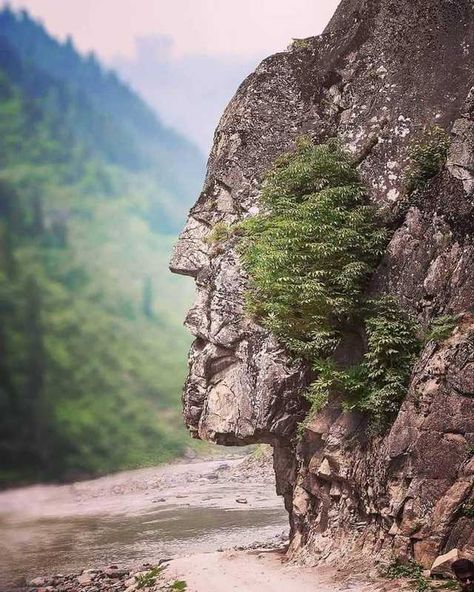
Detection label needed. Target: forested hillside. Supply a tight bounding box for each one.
[0,7,204,485]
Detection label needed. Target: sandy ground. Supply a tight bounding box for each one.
[166,550,395,592]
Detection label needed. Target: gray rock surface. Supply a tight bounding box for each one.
[170,0,474,567]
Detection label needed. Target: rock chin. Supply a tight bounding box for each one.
[170,0,474,568]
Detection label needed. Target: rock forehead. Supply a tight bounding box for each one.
[171,0,474,566]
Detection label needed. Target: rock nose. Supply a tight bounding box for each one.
[169,215,210,278]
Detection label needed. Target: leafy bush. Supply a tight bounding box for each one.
[387,560,433,592]
[347,297,419,430]
[238,138,420,430]
[424,314,457,344]
[239,137,387,360]
[405,126,451,194]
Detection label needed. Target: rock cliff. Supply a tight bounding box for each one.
[170,0,474,569]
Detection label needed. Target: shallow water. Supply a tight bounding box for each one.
[0,459,288,588]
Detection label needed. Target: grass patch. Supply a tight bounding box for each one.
[136,566,187,591]
[204,221,233,244]
[136,566,164,589]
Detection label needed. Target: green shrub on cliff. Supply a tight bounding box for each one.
[239,137,387,360]
[424,314,457,344]
[387,560,433,591]
[404,126,450,194]
[239,137,420,430]
[343,297,420,430]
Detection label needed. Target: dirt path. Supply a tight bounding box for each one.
[166,550,391,592]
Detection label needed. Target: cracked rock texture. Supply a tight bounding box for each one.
[170,0,474,567]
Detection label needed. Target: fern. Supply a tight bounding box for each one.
[404,126,450,194]
[239,137,386,360]
[424,314,457,344]
[239,137,420,430]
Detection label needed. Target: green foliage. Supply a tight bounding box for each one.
[304,359,341,414]
[136,567,187,591]
[405,126,451,194]
[462,501,474,518]
[239,137,387,361]
[424,314,457,344]
[169,581,187,591]
[347,297,420,430]
[136,567,164,589]
[204,221,233,244]
[0,8,204,484]
[304,298,420,432]
[387,560,433,592]
[440,581,460,590]
[239,138,420,430]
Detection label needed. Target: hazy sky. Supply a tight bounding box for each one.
[9,0,340,151]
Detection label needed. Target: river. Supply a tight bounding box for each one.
[0,456,288,589]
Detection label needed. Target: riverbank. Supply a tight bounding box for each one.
[0,451,286,590]
[16,548,409,592]
[0,452,416,592]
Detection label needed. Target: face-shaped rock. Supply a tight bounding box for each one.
[168,0,474,567]
[168,47,324,447]
[168,0,474,448]
[169,206,310,446]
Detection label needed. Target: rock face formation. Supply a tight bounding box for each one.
[170,0,474,568]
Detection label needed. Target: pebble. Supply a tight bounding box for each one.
[77,574,93,584]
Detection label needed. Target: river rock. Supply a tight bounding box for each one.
[77,573,93,584]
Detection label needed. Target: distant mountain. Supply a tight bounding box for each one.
[0,6,205,232]
[0,7,203,484]
[113,34,259,153]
